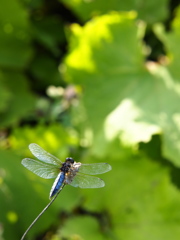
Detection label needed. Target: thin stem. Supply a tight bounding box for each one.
[20,184,65,240]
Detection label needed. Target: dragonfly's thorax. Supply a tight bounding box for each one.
[60,165,70,173]
[60,157,74,173]
[64,161,81,185]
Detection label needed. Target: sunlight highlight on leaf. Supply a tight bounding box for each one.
[6,211,18,223]
[105,99,160,144]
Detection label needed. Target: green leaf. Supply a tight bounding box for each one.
[61,0,168,24]
[9,123,78,159]
[0,72,36,128]
[63,12,180,166]
[60,216,106,240]
[63,12,144,133]
[81,153,180,240]
[9,123,80,212]
[0,77,11,112]
[154,6,180,81]
[0,147,82,240]
[32,16,65,56]
[0,0,33,68]
[29,54,62,90]
[0,149,55,240]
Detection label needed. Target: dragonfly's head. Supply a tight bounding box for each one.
[65,157,74,164]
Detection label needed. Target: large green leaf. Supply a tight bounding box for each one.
[63,12,144,134]
[61,0,168,24]
[63,12,180,166]
[80,152,180,240]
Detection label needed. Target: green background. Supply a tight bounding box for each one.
[1,0,180,239]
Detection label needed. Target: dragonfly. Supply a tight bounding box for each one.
[21,143,112,240]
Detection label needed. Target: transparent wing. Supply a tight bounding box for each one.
[78,163,112,175]
[69,172,105,188]
[22,158,60,179]
[29,143,62,166]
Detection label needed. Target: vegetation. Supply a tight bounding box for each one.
[1,0,180,239]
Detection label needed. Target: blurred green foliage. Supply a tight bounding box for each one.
[1,0,180,240]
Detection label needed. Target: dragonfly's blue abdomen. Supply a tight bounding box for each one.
[50,172,65,198]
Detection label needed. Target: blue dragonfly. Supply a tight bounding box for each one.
[21,143,112,240]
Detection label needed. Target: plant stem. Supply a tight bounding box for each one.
[20,184,65,240]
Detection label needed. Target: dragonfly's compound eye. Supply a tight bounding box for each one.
[66,157,74,164]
